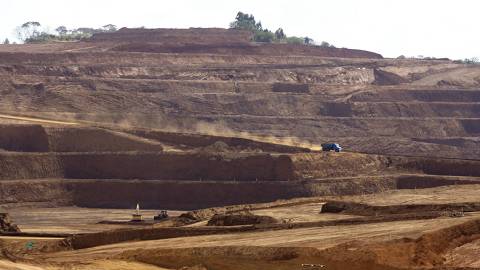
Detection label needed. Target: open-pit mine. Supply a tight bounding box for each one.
[1,28,480,270]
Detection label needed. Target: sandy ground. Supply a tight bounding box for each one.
[6,207,184,234]
[0,260,46,270]
[0,259,170,270]
[444,238,480,268]
[251,203,359,222]
[337,184,480,206]
[38,213,480,265]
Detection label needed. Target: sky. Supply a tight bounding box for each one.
[1,0,478,59]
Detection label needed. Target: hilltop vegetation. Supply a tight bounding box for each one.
[230,11,332,46]
[14,21,117,43]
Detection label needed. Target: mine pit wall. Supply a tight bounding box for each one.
[0,152,294,182]
[0,179,72,207]
[291,153,394,179]
[129,129,310,153]
[392,157,480,177]
[60,152,294,181]
[0,124,165,153]
[0,124,49,152]
[0,153,63,180]
[45,127,164,152]
[395,175,480,189]
[0,177,397,210]
[69,180,309,209]
[70,177,397,209]
[2,175,479,210]
[3,151,480,183]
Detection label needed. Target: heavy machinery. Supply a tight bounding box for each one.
[321,143,342,152]
[154,210,169,220]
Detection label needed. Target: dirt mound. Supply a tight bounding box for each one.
[321,200,480,216]
[0,213,20,233]
[207,212,278,226]
[372,68,409,85]
[197,141,244,153]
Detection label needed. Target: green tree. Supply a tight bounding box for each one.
[229,12,260,31]
[304,37,314,45]
[254,29,275,42]
[55,26,68,36]
[274,28,286,40]
[3,38,10,45]
[285,36,304,44]
[102,24,117,32]
[16,21,41,41]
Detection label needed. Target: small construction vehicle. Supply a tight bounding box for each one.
[302,263,326,269]
[154,210,169,220]
[321,143,342,152]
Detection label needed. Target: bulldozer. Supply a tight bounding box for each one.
[154,210,169,220]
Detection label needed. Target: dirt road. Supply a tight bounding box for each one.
[0,114,78,126]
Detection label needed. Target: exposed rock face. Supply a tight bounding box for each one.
[0,213,20,233]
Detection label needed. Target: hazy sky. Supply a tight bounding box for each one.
[1,0,478,59]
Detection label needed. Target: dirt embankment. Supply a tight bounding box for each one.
[68,226,262,250]
[0,124,164,153]
[61,152,293,181]
[319,219,480,269]
[91,28,382,59]
[90,28,254,44]
[46,127,164,152]
[0,213,19,233]
[113,218,480,270]
[396,174,480,189]
[0,179,72,207]
[392,157,480,177]
[291,152,395,179]
[118,246,397,270]
[129,129,310,153]
[68,180,309,209]
[0,124,49,152]
[321,200,480,216]
[0,153,63,180]
[110,42,383,59]
[207,212,278,226]
[0,176,398,210]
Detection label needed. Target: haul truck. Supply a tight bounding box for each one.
[321,143,342,152]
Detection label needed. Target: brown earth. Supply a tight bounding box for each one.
[207,212,278,226]
[0,213,19,233]
[1,28,479,159]
[1,27,480,269]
